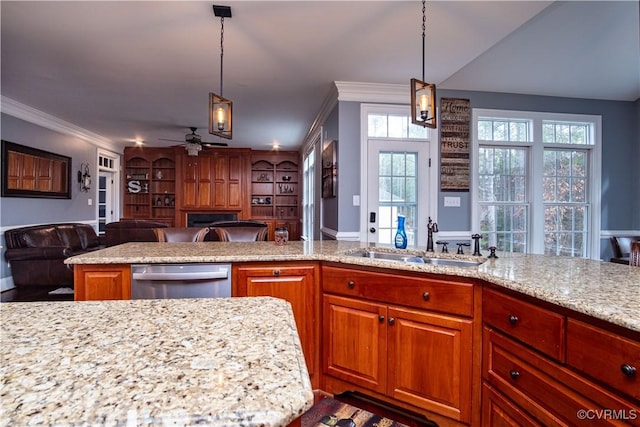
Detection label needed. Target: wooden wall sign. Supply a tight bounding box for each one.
[439,98,470,192]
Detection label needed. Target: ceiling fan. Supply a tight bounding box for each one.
[160,127,228,156]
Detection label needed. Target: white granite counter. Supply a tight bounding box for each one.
[66,241,640,333]
[0,297,313,427]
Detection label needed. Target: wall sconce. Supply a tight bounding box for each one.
[410,0,437,129]
[209,5,233,139]
[77,163,91,192]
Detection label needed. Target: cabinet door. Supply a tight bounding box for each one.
[182,157,198,208]
[215,152,243,209]
[387,306,473,423]
[74,264,131,301]
[323,294,387,394]
[235,264,316,376]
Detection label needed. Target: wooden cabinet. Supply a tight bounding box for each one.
[181,149,248,212]
[322,265,476,424]
[234,263,318,386]
[123,147,176,225]
[74,264,131,301]
[482,287,640,426]
[250,151,300,240]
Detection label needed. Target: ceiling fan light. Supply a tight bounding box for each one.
[209,92,232,139]
[185,142,202,156]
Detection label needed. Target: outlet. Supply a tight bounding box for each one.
[353,195,360,206]
[88,198,93,206]
[444,196,461,207]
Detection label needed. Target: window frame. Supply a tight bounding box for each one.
[471,109,602,259]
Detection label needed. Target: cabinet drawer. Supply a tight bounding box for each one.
[322,265,474,317]
[483,288,565,361]
[567,319,640,401]
[481,383,542,427]
[485,328,640,427]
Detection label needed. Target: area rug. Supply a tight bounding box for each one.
[301,397,409,427]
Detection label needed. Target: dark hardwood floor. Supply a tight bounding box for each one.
[1,286,74,302]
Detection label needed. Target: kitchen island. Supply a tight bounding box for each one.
[0,297,313,427]
[33,240,640,426]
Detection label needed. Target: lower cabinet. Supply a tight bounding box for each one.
[234,262,318,386]
[482,287,640,427]
[322,265,476,424]
[74,264,131,301]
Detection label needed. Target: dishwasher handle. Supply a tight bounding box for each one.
[132,270,228,281]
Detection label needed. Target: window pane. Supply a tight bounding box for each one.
[478,120,492,140]
[368,114,387,137]
[493,121,508,141]
[388,115,407,138]
[379,152,391,176]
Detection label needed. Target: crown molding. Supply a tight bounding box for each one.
[1,96,120,152]
[334,81,410,104]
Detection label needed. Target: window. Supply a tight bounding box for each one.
[472,110,601,258]
[302,144,316,241]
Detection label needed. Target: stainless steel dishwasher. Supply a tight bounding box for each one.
[131,263,231,299]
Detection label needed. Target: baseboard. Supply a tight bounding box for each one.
[0,276,15,293]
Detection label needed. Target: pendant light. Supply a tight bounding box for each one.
[209,5,233,139]
[410,0,437,129]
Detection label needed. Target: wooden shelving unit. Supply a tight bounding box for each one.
[250,151,300,240]
[123,147,176,226]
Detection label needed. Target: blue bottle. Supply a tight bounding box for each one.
[394,215,408,249]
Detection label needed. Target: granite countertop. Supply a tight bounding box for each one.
[66,240,640,333]
[0,297,313,427]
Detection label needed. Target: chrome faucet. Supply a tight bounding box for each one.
[426,217,438,252]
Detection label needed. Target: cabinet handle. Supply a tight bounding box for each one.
[378,315,385,323]
[621,364,637,377]
[422,291,430,301]
[388,317,395,326]
[509,370,520,380]
[508,315,519,325]
[347,281,355,289]
[273,269,280,277]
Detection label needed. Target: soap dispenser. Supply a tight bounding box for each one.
[394,215,408,249]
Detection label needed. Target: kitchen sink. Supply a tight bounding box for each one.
[347,250,485,267]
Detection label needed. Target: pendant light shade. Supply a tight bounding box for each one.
[209,5,233,139]
[410,0,437,129]
[209,93,232,139]
[411,78,436,128]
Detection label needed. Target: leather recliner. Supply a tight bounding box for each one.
[610,235,640,265]
[104,220,168,247]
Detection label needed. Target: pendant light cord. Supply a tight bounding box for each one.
[421,0,426,81]
[220,16,225,97]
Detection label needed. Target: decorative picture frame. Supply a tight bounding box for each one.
[322,140,336,198]
[1,140,72,199]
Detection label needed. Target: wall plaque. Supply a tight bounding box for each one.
[439,98,470,191]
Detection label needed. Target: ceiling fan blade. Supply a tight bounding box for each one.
[202,142,229,147]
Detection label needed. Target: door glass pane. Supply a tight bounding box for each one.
[378,151,417,246]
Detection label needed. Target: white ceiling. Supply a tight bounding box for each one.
[2,1,638,152]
